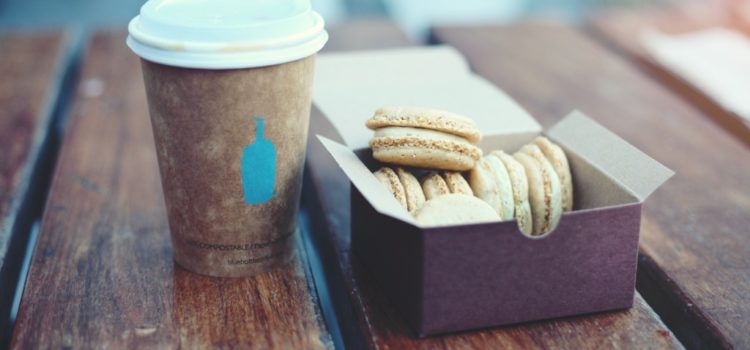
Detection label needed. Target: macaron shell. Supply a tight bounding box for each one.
[415,194,500,227]
[540,158,562,233]
[421,171,450,200]
[492,150,529,201]
[515,200,533,236]
[366,106,482,143]
[520,144,563,234]
[493,150,533,235]
[468,158,502,214]
[373,126,471,143]
[396,167,426,213]
[373,167,408,210]
[369,134,481,171]
[485,155,515,220]
[442,171,473,195]
[533,136,573,212]
[513,152,547,235]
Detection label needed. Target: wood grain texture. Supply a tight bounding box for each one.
[0,31,67,346]
[11,31,330,350]
[304,22,682,349]
[587,3,750,146]
[432,23,750,349]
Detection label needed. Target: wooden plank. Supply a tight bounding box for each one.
[432,23,750,349]
[587,4,750,146]
[304,22,682,349]
[0,31,69,346]
[10,31,330,349]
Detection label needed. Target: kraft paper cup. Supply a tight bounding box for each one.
[127,0,327,277]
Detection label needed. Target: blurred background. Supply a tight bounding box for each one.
[0,0,667,39]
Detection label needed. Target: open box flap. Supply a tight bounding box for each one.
[314,46,472,82]
[547,111,674,202]
[313,46,542,150]
[317,135,419,225]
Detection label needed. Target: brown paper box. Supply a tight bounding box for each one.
[313,47,673,336]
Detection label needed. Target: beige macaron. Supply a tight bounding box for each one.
[468,157,503,215]
[421,172,450,200]
[514,147,562,236]
[366,106,482,143]
[368,126,482,171]
[367,107,483,171]
[533,136,573,212]
[492,150,533,236]
[520,144,562,233]
[485,154,515,220]
[373,167,407,210]
[395,167,426,213]
[415,194,500,227]
[442,171,473,195]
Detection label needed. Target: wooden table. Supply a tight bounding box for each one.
[0,31,74,347]
[1,19,748,350]
[588,1,750,146]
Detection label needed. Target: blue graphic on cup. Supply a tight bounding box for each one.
[241,117,276,204]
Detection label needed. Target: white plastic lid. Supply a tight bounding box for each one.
[127,0,328,69]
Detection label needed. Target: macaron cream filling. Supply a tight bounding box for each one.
[373,126,472,144]
[370,127,482,161]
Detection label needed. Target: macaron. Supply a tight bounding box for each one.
[533,136,573,212]
[442,171,473,195]
[415,194,501,227]
[485,154,515,220]
[396,167,426,213]
[468,157,502,215]
[367,106,482,143]
[421,171,450,200]
[492,150,533,236]
[513,148,562,236]
[367,107,482,171]
[520,144,562,233]
[373,167,407,210]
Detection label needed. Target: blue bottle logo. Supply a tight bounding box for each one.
[241,117,276,204]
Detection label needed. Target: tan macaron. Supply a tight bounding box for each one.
[373,167,407,210]
[533,136,573,212]
[514,147,562,236]
[493,150,533,236]
[395,167,426,213]
[468,157,502,215]
[442,171,473,195]
[485,154,515,220]
[366,106,482,143]
[367,107,482,171]
[520,144,562,233]
[421,172,450,200]
[415,194,501,227]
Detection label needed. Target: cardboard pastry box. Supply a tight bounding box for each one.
[313,47,674,337]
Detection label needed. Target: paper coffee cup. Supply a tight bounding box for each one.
[127,0,327,277]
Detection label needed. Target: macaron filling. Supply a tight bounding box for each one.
[369,136,482,160]
[373,126,472,144]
